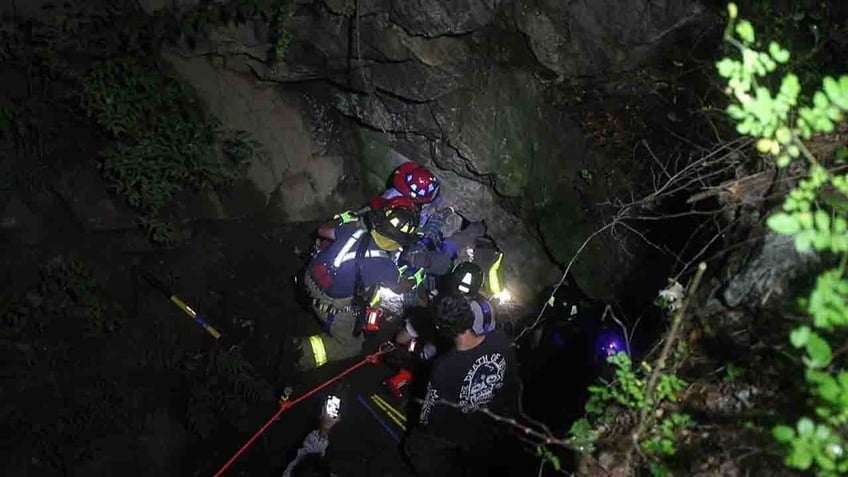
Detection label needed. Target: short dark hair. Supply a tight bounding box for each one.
[435,295,474,338]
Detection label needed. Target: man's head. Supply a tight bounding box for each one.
[434,294,475,339]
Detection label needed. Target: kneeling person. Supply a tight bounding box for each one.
[299,205,419,369]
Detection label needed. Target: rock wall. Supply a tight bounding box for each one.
[153,0,708,298]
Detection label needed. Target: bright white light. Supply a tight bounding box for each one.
[493,288,512,304]
[378,287,403,300]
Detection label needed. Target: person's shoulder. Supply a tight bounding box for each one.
[430,349,457,373]
[332,221,352,234]
[486,329,514,352]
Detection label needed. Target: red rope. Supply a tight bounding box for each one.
[211,345,392,477]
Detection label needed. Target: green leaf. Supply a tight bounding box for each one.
[813,91,830,109]
[780,74,801,103]
[717,58,736,78]
[727,2,738,19]
[805,332,832,367]
[769,41,790,63]
[767,213,800,234]
[777,154,792,168]
[790,326,811,347]
[773,425,795,442]
[814,210,831,231]
[823,76,848,109]
[735,20,755,44]
[775,127,792,144]
[834,217,847,235]
[798,417,815,436]
[815,116,835,133]
[825,106,843,122]
[789,446,813,469]
[817,377,840,402]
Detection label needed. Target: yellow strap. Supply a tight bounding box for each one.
[372,393,406,423]
[370,395,406,429]
[202,325,222,340]
[488,251,503,294]
[170,295,197,318]
[308,335,328,367]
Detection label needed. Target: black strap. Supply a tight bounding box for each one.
[351,229,372,336]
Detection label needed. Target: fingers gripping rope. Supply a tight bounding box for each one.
[211,343,395,477]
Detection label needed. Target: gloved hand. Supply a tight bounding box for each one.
[405,250,452,276]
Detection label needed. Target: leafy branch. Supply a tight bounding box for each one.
[719,3,848,475]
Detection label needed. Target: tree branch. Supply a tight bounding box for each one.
[625,262,707,469]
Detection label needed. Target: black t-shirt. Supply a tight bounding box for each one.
[417,329,518,444]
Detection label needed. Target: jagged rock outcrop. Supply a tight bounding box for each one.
[151,0,709,298]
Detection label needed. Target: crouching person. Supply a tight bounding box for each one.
[297,205,419,370]
[404,295,518,477]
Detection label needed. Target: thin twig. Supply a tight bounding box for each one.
[513,220,619,344]
[601,305,631,356]
[419,397,584,452]
[625,262,707,469]
[640,139,672,180]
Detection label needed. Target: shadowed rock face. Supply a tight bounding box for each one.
[145,0,706,298]
[135,0,712,298]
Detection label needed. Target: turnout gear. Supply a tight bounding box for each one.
[392,161,440,204]
[301,209,409,368]
[300,273,361,369]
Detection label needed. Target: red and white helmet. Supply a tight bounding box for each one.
[392,161,440,204]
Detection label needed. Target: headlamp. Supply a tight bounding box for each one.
[492,288,512,305]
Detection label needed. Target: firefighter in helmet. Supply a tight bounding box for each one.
[296,204,420,369]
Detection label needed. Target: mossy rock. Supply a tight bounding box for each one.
[355,127,396,195]
[537,188,609,299]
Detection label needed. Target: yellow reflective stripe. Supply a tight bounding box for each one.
[369,291,381,307]
[488,252,503,294]
[170,295,197,318]
[308,335,327,367]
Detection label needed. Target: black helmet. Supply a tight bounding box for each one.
[367,206,419,246]
[449,261,484,296]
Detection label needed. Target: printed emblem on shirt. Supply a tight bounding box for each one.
[419,382,439,424]
[459,353,506,412]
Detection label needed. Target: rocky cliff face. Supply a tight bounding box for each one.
[135,0,708,298]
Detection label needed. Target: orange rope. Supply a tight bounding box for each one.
[211,344,393,477]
